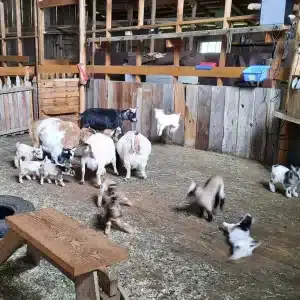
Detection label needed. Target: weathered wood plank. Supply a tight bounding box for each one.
[236,88,255,158]
[195,85,212,150]
[0,79,6,131]
[222,87,239,154]
[173,83,185,146]
[208,86,225,153]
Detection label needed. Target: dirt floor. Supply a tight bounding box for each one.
[0,134,299,300]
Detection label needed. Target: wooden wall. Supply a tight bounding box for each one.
[86,79,282,165]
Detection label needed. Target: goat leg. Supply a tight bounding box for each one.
[58,175,65,187]
[104,220,112,235]
[80,161,85,185]
[25,175,32,180]
[112,158,119,176]
[114,218,133,234]
[124,160,131,181]
[19,173,24,183]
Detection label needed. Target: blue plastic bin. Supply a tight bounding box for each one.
[242,65,271,82]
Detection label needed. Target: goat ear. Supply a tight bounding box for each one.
[291,165,296,172]
[187,181,197,195]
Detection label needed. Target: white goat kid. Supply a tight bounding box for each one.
[14,141,43,169]
[222,214,261,261]
[269,164,300,198]
[154,108,181,137]
[18,157,45,183]
[80,133,118,187]
[116,130,151,180]
[39,157,75,186]
[186,176,225,222]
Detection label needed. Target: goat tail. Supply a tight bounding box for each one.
[131,131,141,154]
[214,183,225,211]
[187,181,197,196]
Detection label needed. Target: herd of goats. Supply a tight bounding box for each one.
[12,106,300,261]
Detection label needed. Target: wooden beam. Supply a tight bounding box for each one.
[0,66,35,76]
[218,0,232,86]
[0,55,29,63]
[150,0,156,53]
[38,0,78,8]
[136,0,145,82]
[174,0,184,70]
[91,0,96,66]
[38,6,45,67]
[126,4,133,53]
[189,2,197,51]
[89,25,287,43]
[0,1,7,67]
[33,0,39,80]
[105,0,112,81]
[79,0,86,113]
[15,0,22,66]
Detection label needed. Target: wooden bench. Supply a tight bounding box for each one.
[0,208,129,300]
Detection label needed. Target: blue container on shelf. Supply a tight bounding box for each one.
[242,65,271,82]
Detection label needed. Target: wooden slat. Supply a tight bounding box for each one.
[174,0,184,69]
[173,83,185,145]
[79,0,86,113]
[150,0,156,52]
[6,208,128,277]
[136,0,145,82]
[15,0,22,66]
[0,1,7,67]
[39,91,80,98]
[236,88,255,158]
[222,87,239,154]
[195,86,212,150]
[38,0,78,8]
[105,0,112,81]
[208,86,225,153]
[0,55,29,63]
[38,5,45,67]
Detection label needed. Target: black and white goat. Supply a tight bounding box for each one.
[186,176,225,222]
[221,214,261,261]
[269,164,300,198]
[80,108,138,131]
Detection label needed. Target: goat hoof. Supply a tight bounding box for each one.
[79,181,84,185]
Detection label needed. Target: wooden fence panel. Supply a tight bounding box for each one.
[85,79,283,165]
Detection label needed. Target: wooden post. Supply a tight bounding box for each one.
[126,4,133,53]
[79,0,86,113]
[15,0,22,66]
[0,1,7,67]
[38,6,45,67]
[150,0,156,53]
[189,2,197,51]
[135,0,145,82]
[91,0,96,66]
[105,0,112,81]
[217,0,232,86]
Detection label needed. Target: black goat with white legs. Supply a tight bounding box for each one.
[79,108,138,131]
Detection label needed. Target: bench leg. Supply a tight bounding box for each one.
[0,229,25,264]
[26,243,42,266]
[75,271,101,300]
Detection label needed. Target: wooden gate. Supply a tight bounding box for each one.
[0,76,34,136]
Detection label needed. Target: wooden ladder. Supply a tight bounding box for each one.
[0,207,129,300]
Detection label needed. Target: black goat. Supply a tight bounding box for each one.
[79,108,138,131]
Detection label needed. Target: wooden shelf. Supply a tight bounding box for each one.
[273,110,300,125]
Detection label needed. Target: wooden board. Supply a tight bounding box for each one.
[195,86,212,150]
[222,87,239,154]
[236,88,255,158]
[6,208,128,277]
[173,83,185,146]
[208,86,225,153]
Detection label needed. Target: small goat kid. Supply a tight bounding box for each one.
[98,178,133,235]
[269,164,300,198]
[186,176,225,222]
[14,142,44,169]
[116,130,151,180]
[154,108,180,137]
[80,133,119,187]
[222,214,261,261]
[39,157,75,187]
[18,157,45,183]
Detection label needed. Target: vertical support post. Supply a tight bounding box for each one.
[15,0,22,66]
[33,0,39,76]
[79,0,86,113]
[91,0,96,66]
[150,0,156,53]
[217,0,232,86]
[0,0,7,67]
[135,0,145,82]
[174,0,184,83]
[188,2,197,51]
[105,0,112,81]
[126,4,133,53]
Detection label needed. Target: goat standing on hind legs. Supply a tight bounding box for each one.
[186,176,225,222]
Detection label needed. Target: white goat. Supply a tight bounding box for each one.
[186,176,225,222]
[116,130,151,180]
[14,141,44,169]
[39,156,75,187]
[80,133,119,187]
[154,108,180,137]
[18,157,45,183]
[222,214,261,261]
[269,164,300,198]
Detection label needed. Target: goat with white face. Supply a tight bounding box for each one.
[116,130,151,180]
[39,156,75,186]
[269,164,300,198]
[186,176,225,222]
[154,108,181,137]
[222,214,261,261]
[80,133,118,187]
[14,141,44,169]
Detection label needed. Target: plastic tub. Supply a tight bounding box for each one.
[242,65,271,82]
